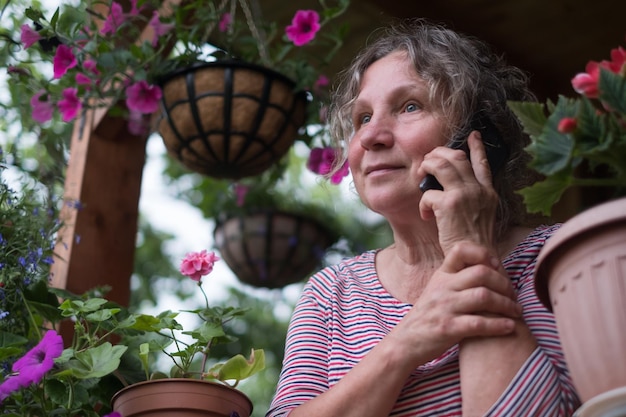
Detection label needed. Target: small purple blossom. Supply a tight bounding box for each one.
[52,44,77,79]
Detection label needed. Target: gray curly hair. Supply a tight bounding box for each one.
[328,18,542,238]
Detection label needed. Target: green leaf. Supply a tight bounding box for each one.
[507,100,547,138]
[598,68,626,114]
[55,343,127,379]
[527,96,578,176]
[213,349,265,383]
[517,172,573,215]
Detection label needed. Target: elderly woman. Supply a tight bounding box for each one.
[266,19,580,417]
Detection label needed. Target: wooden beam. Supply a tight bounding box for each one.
[50,0,182,305]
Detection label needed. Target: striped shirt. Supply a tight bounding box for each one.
[266,225,581,416]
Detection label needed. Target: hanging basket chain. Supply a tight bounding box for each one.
[238,0,270,65]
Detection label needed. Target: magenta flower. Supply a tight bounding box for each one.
[234,184,250,207]
[285,10,321,46]
[75,72,92,85]
[127,110,150,136]
[0,330,63,403]
[53,44,77,79]
[20,24,41,49]
[307,147,349,184]
[83,59,100,75]
[219,13,232,32]
[129,0,142,16]
[126,80,162,114]
[30,91,54,123]
[180,250,220,282]
[58,88,82,122]
[149,11,174,47]
[101,2,125,35]
[330,160,350,184]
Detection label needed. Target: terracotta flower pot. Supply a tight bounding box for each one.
[111,378,253,417]
[157,60,308,179]
[534,197,626,406]
[214,210,338,288]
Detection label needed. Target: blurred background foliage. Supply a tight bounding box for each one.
[0,0,392,415]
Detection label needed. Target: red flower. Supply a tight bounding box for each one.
[572,46,626,98]
[30,91,54,123]
[126,80,162,114]
[557,117,577,133]
[285,10,320,46]
[58,88,82,122]
[52,44,77,79]
[20,24,41,49]
[179,250,220,282]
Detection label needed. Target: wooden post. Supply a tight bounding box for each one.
[50,0,181,306]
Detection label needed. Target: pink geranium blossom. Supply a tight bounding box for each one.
[126,80,162,114]
[20,24,41,49]
[101,2,125,35]
[149,11,174,47]
[30,91,54,123]
[58,88,82,122]
[285,10,320,46]
[53,44,77,79]
[180,250,220,282]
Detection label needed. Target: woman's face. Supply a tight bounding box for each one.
[348,50,448,215]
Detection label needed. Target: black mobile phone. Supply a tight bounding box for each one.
[419,112,508,192]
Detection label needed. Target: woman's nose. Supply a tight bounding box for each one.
[358,116,394,150]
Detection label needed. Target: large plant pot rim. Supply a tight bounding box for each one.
[111,378,253,410]
[157,59,304,93]
[534,196,626,310]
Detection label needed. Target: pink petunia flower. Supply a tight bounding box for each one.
[234,184,250,207]
[0,330,63,403]
[330,160,350,184]
[58,88,82,122]
[285,9,320,46]
[126,80,162,114]
[219,13,232,32]
[127,109,150,136]
[101,2,125,35]
[307,147,349,184]
[557,117,577,134]
[149,11,174,47]
[75,72,92,85]
[30,91,54,123]
[129,0,142,16]
[83,59,100,75]
[12,330,63,385]
[20,24,41,49]
[179,250,220,282]
[53,44,77,79]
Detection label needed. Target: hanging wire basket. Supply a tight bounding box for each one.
[157,60,308,179]
[213,210,338,288]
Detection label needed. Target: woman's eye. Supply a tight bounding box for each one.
[355,114,371,126]
[405,103,419,113]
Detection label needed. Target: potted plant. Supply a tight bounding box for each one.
[507,40,626,411]
[0,160,265,416]
[11,0,350,178]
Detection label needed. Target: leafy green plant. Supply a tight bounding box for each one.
[508,42,626,215]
